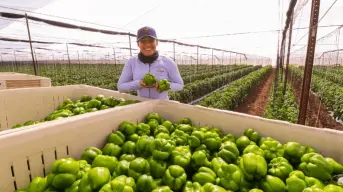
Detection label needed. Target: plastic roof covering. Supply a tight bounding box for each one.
[0,0,342,64]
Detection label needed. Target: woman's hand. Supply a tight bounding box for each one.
[140,80,157,88]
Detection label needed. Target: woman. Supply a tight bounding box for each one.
[118,26,184,99]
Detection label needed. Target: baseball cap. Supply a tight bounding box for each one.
[137,26,157,42]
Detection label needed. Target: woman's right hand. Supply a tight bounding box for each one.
[140,80,157,88]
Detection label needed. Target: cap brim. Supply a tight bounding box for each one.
[137,35,157,42]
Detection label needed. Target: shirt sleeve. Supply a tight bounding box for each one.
[117,59,141,92]
[168,60,184,91]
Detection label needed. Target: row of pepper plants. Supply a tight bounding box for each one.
[291,67,343,122]
[169,65,261,103]
[197,66,271,110]
[0,63,243,90]
[17,112,343,191]
[264,73,299,123]
[312,67,343,86]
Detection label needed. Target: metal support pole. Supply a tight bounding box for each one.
[128,33,132,56]
[298,0,321,125]
[13,51,18,71]
[196,46,199,71]
[211,49,214,67]
[77,51,81,68]
[222,51,224,65]
[66,43,71,66]
[25,13,37,75]
[283,11,294,96]
[173,42,176,62]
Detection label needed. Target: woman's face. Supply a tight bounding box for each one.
[138,36,158,56]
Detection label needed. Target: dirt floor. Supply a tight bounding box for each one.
[234,68,275,117]
[290,75,343,130]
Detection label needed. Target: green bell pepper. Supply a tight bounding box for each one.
[259,140,284,162]
[243,144,265,158]
[149,138,175,160]
[182,181,202,192]
[302,188,325,192]
[152,186,172,192]
[119,121,137,136]
[128,157,151,180]
[81,95,92,102]
[325,158,343,175]
[179,117,192,125]
[191,149,212,169]
[26,176,49,192]
[136,174,158,192]
[146,112,162,123]
[259,175,286,192]
[188,130,204,148]
[108,131,126,146]
[324,184,343,192]
[122,141,136,154]
[217,164,244,191]
[77,160,91,180]
[120,154,136,162]
[157,79,171,91]
[47,158,80,189]
[135,135,154,157]
[102,143,122,158]
[79,167,111,192]
[154,125,170,137]
[283,141,316,166]
[148,119,160,133]
[162,165,187,191]
[99,175,136,192]
[286,170,325,192]
[136,123,151,136]
[192,167,217,186]
[177,124,193,135]
[249,189,263,192]
[161,120,175,133]
[268,157,293,181]
[298,152,333,181]
[64,179,81,192]
[127,134,139,143]
[201,183,227,192]
[86,99,102,109]
[203,131,221,152]
[113,175,136,190]
[91,155,118,173]
[171,146,192,167]
[99,179,133,192]
[211,157,228,174]
[221,133,236,143]
[218,141,240,164]
[112,160,130,178]
[149,156,168,179]
[236,136,254,152]
[156,132,170,140]
[170,129,189,146]
[239,153,268,181]
[244,128,260,143]
[104,96,120,107]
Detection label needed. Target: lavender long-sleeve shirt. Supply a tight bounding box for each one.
[117,55,184,99]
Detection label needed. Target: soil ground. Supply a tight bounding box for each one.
[234,68,343,131]
[290,74,343,130]
[234,68,275,117]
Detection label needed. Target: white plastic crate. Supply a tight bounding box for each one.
[0,84,149,130]
[0,72,51,90]
[0,99,343,191]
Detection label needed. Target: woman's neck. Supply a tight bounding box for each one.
[138,51,159,64]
